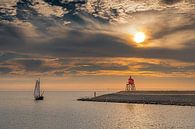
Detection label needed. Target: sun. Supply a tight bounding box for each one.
[133,32,146,43]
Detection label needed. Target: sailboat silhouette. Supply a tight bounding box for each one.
[34,79,44,100]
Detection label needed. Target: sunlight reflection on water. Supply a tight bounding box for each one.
[0,91,194,129]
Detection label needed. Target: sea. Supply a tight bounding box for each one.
[0,91,194,129]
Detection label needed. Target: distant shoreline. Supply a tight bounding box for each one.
[78,91,195,106]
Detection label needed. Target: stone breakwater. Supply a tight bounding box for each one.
[78,91,195,106]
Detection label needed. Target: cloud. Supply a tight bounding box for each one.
[16,59,50,72]
[0,23,25,48]
[0,55,194,78]
[68,63,129,72]
[0,0,195,78]
[161,0,182,5]
[0,67,12,74]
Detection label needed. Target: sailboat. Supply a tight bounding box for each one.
[34,79,44,100]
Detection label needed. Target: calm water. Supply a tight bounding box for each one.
[0,91,194,129]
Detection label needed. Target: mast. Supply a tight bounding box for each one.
[38,79,40,96]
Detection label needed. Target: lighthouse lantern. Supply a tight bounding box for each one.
[126,76,136,91]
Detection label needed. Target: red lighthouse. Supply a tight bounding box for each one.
[126,76,136,91]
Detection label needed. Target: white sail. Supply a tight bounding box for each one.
[34,80,40,98]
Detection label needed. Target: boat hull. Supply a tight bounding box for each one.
[35,96,44,100]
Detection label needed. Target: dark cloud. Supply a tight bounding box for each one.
[0,23,26,49]
[44,0,87,7]
[137,62,195,75]
[36,31,134,57]
[0,52,30,62]
[138,63,181,73]
[69,63,128,72]
[0,67,12,74]
[161,0,182,5]
[16,59,54,72]
[136,47,195,63]
[0,7,15,21]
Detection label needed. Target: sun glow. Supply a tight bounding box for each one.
[134,32,146,43]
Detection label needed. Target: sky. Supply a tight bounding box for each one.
[0,0,195,91]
